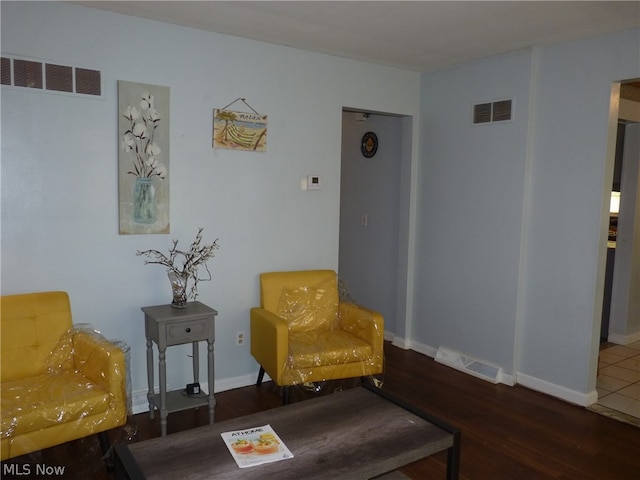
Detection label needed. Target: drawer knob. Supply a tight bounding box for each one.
[186,327,191,333]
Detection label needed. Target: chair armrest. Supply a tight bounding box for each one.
[71,331,127,410]
[250,307,289,383]
[339,302,384,362]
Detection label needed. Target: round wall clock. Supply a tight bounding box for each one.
[361,131,378,158]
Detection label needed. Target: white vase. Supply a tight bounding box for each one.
[167,271,188,308]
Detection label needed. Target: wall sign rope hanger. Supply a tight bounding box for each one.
[219,97,263,116]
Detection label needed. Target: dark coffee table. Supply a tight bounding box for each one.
[114,384,460,479]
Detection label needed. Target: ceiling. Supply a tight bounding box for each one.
[75,1,640,72]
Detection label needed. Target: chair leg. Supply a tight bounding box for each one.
[255,366,290,404]
[282,386,290,405]
[98,431,114,472]
[256,366,265,386]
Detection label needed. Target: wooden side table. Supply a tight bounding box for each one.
[142,301,217,436]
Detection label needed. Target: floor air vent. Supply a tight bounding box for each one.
[434,346,502,384]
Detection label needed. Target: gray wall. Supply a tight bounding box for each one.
[416,29,640,403]
[339,112,404,334]
[518,30,639,399]
[3,0,639,408]
[417,50,534,381]
[0,1,421,409]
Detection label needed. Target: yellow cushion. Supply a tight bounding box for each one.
[288,330,373,368]
[261,270,338,313]
[1,372,111,438]
[276,285,339,333]
[1,292,72,382]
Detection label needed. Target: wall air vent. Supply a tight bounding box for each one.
[492,99,512,122]
[1,55,102,98]
[473,98,513,125]
[473,103,492,124]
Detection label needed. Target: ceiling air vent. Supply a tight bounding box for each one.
[473,98,513,124]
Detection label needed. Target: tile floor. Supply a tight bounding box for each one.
[596,341,640,420]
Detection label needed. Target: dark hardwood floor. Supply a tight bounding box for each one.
[2,343,639,479]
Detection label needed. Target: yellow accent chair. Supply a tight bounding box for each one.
[250,270,384,404]
[1,291,128,461]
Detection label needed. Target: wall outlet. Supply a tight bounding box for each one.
[235,331,245,346]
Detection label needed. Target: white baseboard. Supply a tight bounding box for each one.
[406,339,438,358]
[372,337,589,404]
[131,388,155,415]
[607,331,640,345]
[516,372,598,407]
[130,373,263,415]
[390,335,411,350]
[500,372,515,386]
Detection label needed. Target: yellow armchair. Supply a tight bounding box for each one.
[250,270,384,403]
[0,291,127,461]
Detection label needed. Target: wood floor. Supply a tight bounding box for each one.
[2,343,639,479]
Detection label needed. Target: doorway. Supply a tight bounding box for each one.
[594,80,640,421]
[338,110,409,338]
[601,81,640,345]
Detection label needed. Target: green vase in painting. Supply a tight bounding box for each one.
[133,177,156,224]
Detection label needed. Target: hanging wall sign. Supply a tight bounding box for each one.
[213,98,267,152]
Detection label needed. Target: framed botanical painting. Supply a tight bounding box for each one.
[118,81,170,234]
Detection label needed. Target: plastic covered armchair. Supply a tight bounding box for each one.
[250,270,384,404]
[0,291,128,461]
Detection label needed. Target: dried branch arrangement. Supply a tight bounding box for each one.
[137,228,219,300]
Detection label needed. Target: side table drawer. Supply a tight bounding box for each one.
[166,320,210,344]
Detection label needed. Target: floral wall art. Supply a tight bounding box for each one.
[118,81,170,234]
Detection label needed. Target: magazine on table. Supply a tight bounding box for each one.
[221,424,294,468]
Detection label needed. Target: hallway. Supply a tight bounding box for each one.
[596,341,640,424]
